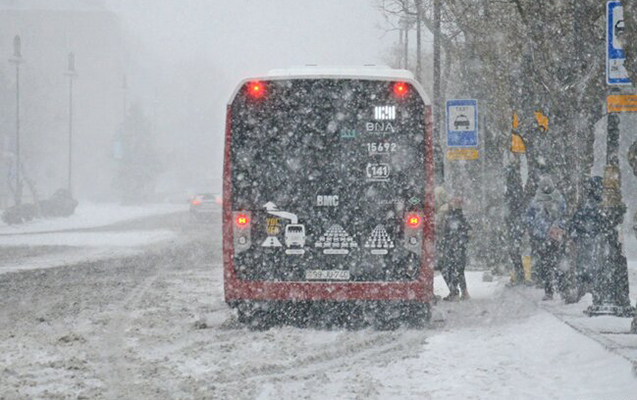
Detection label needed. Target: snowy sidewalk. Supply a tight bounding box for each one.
[520,259,637,373]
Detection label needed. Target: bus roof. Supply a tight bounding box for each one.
[228,66,430,105]
[267,66,414,80]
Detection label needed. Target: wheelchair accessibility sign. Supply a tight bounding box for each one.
[446,99,478,147]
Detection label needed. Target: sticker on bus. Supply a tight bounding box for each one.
[366,163,391,182]
[364,225,394,255]
[315,224,357,254]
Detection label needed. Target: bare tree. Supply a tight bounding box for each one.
[377,0,609,272]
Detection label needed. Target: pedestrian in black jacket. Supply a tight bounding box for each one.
[568,176,607,302]
[440,197,472,300]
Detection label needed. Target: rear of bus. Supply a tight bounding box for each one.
[223,69,434,326]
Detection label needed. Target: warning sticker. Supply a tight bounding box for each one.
[315,224,358,255]
[261,236,282,247]
[364,225,394,255]
[266,217,281,235]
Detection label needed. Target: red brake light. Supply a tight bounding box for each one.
[393,82,408,97]
[236,214,250,227]
[191,199,202,206]
[406,213,421,228]
[247,81,265,98]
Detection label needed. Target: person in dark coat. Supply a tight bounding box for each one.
[525,175,566,300]
[568,176,606,302]
[504,163,526,285]
[435,186,452,294]
[440,197,472,300]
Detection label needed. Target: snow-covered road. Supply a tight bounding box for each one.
[0,203,188,274]
[0,203,187,235]
[0,212,636,399]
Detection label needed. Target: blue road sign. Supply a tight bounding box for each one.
[607,1,631,86]
[446,99,478,147]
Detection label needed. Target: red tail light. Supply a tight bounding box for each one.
[247,81,265,98]
[235,213,250,227]
[191,199,202,206]
[393,82,408,98]
[406,213,421,228]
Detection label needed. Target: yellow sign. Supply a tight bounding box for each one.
[522,255,532,282]
[266,217,280,235]
[607,95,637,113]
[534,111,549,132]
[447,148,479,161]
[511,133,526,153]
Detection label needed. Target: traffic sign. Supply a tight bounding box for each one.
[447,148,479,161]
[607,94,637,112]
[607,1,631,86]
[511,134,526,153]
[446,99,478,147]
[534,111,549,132]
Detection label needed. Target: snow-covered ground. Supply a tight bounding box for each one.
[0,231,179,275]
[1,214,636,399]
[0,202,187,234]
[1,219,636,400]
[0,230,175,247]
[0,203,188,274]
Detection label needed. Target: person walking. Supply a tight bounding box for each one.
[525,175,566,301]
[440,196,472,300]
[567,176,606,302]
[434,186,453,299]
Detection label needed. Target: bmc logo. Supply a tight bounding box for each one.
[316,195,339,207]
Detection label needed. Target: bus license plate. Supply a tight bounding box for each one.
[305,270,350,281]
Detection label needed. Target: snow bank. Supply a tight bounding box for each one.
[0,202,187,234]
[0,230,175,247]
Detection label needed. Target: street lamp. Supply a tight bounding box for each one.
[433,0,444,185]
[65,52,77,195]
[9,35,23,206]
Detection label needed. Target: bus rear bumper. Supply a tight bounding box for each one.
[224,280,433,303]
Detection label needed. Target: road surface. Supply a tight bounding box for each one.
[0,210,636,400]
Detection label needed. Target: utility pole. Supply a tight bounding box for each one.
[9,35,23,206]
[65,52,77,196]
[415,0,423,82]
[433,0,444,184]
[585,87,633,317]
[399,16,410,70]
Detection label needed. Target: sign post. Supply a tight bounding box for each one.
[589,2,636,318]
[446,99,478,160]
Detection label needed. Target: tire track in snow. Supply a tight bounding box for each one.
[96,272,160,400]
[210,329,429,388]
